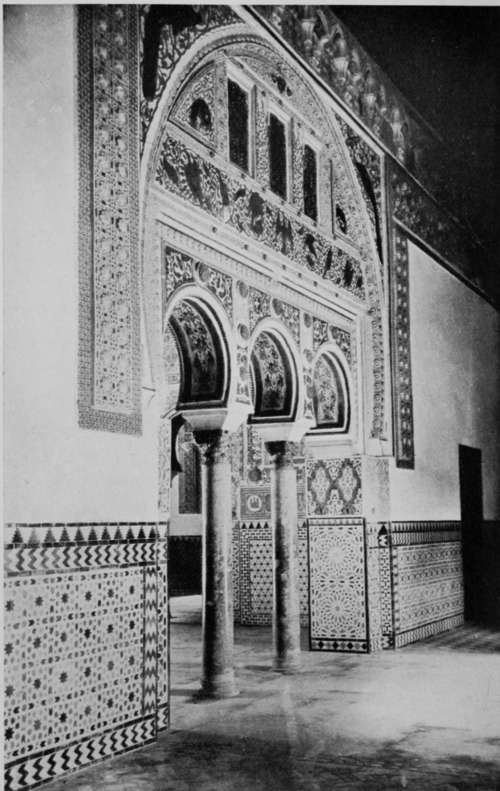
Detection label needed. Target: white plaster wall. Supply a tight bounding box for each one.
[4,6,159,523]
[390,241,500,521]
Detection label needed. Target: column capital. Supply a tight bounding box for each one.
[193,429,232,466]
[265,440,300,468]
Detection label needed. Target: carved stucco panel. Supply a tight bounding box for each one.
[78,5,141,435]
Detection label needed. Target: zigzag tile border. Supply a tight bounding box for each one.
[4,523,166,576]
[157,703,170,733]
[143,567,158,715]
[5,716,156,791]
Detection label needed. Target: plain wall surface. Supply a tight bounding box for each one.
[4,6,159,523]
[390,241,500,521]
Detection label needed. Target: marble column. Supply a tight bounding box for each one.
[194,429,238,698]
[266,441,301,673]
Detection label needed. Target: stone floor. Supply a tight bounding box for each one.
[46,603,500,791]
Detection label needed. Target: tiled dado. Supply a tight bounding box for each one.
[234,521,309,627]
[391,521,463,648]
[4,523,168,791]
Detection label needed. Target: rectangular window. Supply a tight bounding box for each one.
[228,79,249,172]
[303,144,318,221]
[269,113,287,199]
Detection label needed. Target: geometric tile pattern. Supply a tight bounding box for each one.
[391,522,464,648]
[307,457,362,517]
[366,523,383,653]
[378,536,394,649]
[235,522,309,627]
[232,523,241,623]
[308,518,369,653]
[4,523,167,791]
[156,547,169,732]
[249,539,274,617]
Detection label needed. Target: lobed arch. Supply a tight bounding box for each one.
[161,283,239,423]
[247,320,301,425]
[309,344,353,435]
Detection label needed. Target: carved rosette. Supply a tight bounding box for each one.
[194,430,232,466]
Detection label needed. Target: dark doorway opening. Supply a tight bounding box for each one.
[168,536,202,597]
[458,444,483,624]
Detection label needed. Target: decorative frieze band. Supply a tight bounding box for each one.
[388,161,496,305]
[156,134,366,301]
[253,6,473,258]
[391,521,462,545]
[78,6,141,435]
[389,227,414,468]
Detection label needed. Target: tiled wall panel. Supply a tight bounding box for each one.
[4,523,168,791]
[235,521,309,627]
[308,518,369,653]
[390,522,463,647]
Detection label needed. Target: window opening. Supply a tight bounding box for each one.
[189,98,212,134]
[269,113,287,199]
[335,204,348,235]
[228,79,249,172]
[303,144,318,221]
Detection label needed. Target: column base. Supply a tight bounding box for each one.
[196,670,239,700]
[272,653,301,674]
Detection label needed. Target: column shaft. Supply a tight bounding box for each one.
[267,441,301,673]
[195,429,237,698]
